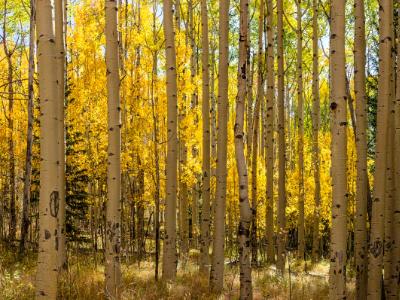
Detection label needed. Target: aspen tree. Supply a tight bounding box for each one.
[383,87,395,298]
[162,0,179,280]
[210,0,229,291]
[329,0,348,298]
[265,0,275,264]
[235,0,253,295]
[200,0,211,273]
[276,0,286,275]
[20,0,35,255]
[296,0,305,260]
[151,0,160,281]
[393,12,400,295]
[105,0,122,297]
[55,0,67,271]
[354,0,368,297]
[367,0,393,298]
[35,0,60,297]
[2,0,17,242]
[251,0,265,266]
[311,0,321,263]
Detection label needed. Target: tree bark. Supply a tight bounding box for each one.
[393,12,400,295]
[311,0,321,263]
[367,0,393,298]
[296,0,305,260]
[162,0,179,280]
[104,0,122,297]
[329,0,348,298]
[209,0,229,291]
[55,0,67,271]
[2,0,17,242]
[20,0,36,255]
[276,0,287,275]
[235,0,253,296]
[199,0,211,274]
[354,0,368,297]
[35,0,60,297]
[265,0,275,264]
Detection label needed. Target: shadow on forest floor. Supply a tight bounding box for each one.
[0,248,355,299]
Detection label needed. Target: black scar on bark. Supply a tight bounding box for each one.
[50,191,59,217]
[45,229,51,240]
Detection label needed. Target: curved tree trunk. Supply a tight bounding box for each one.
[235,0,253,296]
[329,0,348,298]
[105,0,122,297]
[209,0,229,291]
[35,0,60,297]
[162,0,179,280]
[354,0,368,297]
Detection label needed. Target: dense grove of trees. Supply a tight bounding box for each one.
[0,0,400,299]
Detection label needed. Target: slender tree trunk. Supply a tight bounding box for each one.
[354,0,368,297]
[311,0,321,263]
[393,13,400,295]
[296,0,305,260]
[20,0,36,255]
[199,0,211,273]
[329,0,348,298]
[55,0,67,271]
[383,89,395,298]
[35,0,60,297]
[250,0,264,266]
[209,0,229,291]
[162,0,178,280]
[276,0,286,275]
[235,0,253,296]
[105,0,122,297]
[151,0,160,281]
[265,0,275,264]
[2,0,17,242]
[367,0,393,298]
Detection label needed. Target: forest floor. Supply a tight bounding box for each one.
[0,248,355,299]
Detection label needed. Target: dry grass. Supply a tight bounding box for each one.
[0,249,355,299]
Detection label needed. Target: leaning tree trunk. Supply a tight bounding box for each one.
[311,0,321,263]
[209,0,229,291]
[20,0,35,255]
[199,0,211,274]
[276,0,286,275]
[296,0,305,260]
[162,0,179,281]
[329,0,348,298]
[354,0,368,297]
[35,0,60,297]
[265,0,275,264]
[367,0,393,298]
[55,0,67,271]
[105,0,122,297]
[234,0,253,296]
